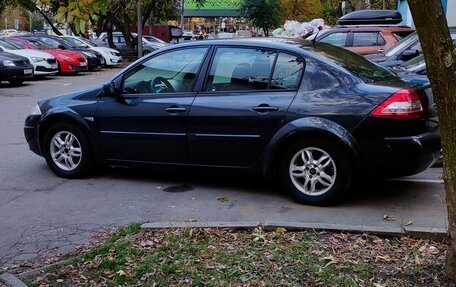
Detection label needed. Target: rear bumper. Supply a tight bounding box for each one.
[367,128,441,177]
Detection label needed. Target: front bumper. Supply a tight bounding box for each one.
[103,54,122,66]
[87,57,104,69]
[24,115,42,156]
[374,128,441,176]
[0,66,34,81]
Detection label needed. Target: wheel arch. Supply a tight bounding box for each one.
[263,117,360,177]
[38,109,99,159]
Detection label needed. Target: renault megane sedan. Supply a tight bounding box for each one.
[24,39,441,205]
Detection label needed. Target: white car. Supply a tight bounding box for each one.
[61,36,122,66]
[0,38,58,76]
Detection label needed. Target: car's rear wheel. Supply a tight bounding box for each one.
[279,138,352,206]
[42,123,93,178]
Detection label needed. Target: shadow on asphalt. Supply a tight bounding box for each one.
[87,165,434,205]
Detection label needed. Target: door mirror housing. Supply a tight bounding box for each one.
[103,81,119,97]
[399,49,419,61]
[57,44,66,50]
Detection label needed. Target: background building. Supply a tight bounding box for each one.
[398,0,456,27]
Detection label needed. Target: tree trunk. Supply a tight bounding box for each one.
[35,7,62,35]
[408,0,456,279]
[106,21,117,49]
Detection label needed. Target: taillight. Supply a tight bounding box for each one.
[370,89,424,119]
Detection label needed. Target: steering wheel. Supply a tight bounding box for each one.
[151,77,174,93]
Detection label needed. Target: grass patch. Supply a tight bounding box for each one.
[27,225,452,287]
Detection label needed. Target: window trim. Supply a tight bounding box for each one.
[120,46,211,96]
[200,45,305,94]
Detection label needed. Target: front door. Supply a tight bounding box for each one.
[188,47,304,167]
[96,47,208,164]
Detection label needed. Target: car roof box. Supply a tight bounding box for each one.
[337,10,403,26]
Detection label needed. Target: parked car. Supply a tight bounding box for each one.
[24,35,104,70]
[60,35,122,66]
[182,31,197,41]
[142,35,168,46]
[366,27,456,67]
[0,51,34,85]
[24,39,440,205]
[5,37,88,74]
[94,32,167,56]
[312,26,414,55]
[0,39,58,76]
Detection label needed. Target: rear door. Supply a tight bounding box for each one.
[348,31,386,55]
[188,46,304,167]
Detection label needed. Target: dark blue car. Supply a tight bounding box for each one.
[24,39,441,205]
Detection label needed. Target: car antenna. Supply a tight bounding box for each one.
[311,30,320,46]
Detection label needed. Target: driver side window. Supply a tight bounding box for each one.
[122,48,208,94]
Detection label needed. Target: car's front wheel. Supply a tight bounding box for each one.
[279,138,352,206]
[42,123,93,178]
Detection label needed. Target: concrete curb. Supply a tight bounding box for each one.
[141,221,448,240]
[0,273,28,287]
[141,221,261,230]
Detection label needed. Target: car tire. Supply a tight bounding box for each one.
[279,138,352,206]
[9,80,23,86]
[42,122,93,178]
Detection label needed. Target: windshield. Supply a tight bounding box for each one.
[77,37,97,47]
[62,37,89,48]
[0,39,21,50]
[300,40,397,82]
[384,32,417,57]
[26,39,53,50]
[143,36,165,44]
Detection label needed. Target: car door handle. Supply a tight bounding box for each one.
[252,105,279,112]
[165,106,186,113]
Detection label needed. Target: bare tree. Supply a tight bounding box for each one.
[407,0,456,279]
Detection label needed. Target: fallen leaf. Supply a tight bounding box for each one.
[321,255,337,267]
[404,220,414,226]
[140,240,154,247]
[377,255,392,262]
[429,246,439,255]
[217,196,229,202]
[56,279,64,283]
[383,214,395,221]
[185,219,197,222]
[117,270,127,277]
[275,227,287,233]
[201,252,211,259]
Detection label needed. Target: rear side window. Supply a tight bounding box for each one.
[270,53,304,90]
[206,47,276,92]
[319,33,347,47]
[302,59,340,91]
[39,37,60,47]
[352,32,385,46]
[392,31,414,40]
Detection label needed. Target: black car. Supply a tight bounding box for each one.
[0,51,34,85]
[366,27,456,67]
[23,35,105,70]
[24,39,441,205]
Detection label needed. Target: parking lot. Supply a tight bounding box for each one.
[0,69,447,268]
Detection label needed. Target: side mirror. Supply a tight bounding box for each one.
[399,49,419,61]
[103,82,119,97]
[58,44,66,50]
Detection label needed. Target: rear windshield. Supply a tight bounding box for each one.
[300,40,396,82]
[384,32,417,56]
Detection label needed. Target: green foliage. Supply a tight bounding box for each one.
[239,0,282,36]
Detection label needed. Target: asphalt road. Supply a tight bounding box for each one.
[0,69,447,268]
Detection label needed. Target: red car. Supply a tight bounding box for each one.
[6,37,88,74]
